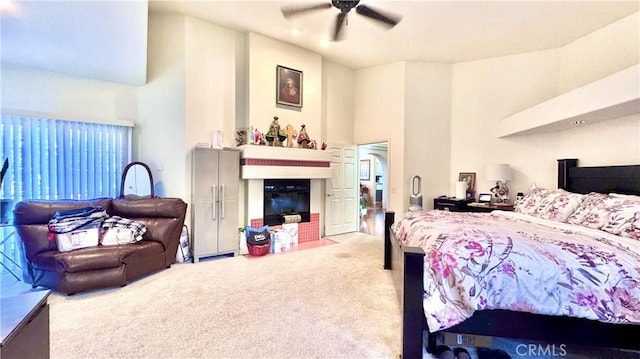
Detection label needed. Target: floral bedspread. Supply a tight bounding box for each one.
[391,210,640,332]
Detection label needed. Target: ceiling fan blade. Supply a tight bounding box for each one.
[355,4,401,28]
[333,12,347,41]
[281,3,332,18]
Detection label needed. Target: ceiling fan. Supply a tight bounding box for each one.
[281,0,402,41]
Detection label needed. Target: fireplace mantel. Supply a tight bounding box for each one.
[238,145,332,179]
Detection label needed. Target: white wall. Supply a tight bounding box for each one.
[183,16,243,206]
[450,13,639,199]
[247,33,323,142]
[451,50,559,197]
[1,64,138,124]
[322,60,355,145]
[354,61,452,213]
[558,12,640,93]
[354,62,405,215]
[352,13,638,211]
[185,17,238,150]
[403,62,452,209]
[138,13,186,198]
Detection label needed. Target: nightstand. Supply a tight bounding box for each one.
[433,197,473,212]
[466,202,514,212]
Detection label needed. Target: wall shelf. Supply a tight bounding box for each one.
[497,64,639,137]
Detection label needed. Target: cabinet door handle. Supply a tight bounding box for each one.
[220,184,225,219]
[211,185,217,220]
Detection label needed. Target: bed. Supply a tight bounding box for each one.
[383,159,640,358]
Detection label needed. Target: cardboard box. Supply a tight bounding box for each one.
[281,223,299,247]
[271,229,292,253]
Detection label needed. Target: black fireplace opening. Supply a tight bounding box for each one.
[263,179,310,226]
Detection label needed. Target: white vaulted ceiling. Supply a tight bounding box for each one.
[1,0,148,85]
[1,1,638,85]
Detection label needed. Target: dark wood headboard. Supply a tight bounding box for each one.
[558,159,640,195]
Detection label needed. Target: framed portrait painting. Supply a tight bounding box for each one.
[276,65,303,108]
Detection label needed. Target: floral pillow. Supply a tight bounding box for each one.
[566,192,611,230]
[599,195,640,241]
[567,193,640,240]
[514,187,550,215]
[535,189,585,222]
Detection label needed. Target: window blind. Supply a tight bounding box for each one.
[1,114,131,203]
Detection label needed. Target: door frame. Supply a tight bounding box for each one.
[357,140,390,211]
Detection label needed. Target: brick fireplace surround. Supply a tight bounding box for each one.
[239,145,332,242]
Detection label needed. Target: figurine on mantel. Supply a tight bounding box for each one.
[234,128,247,146]
[265,116,286,147]
[283,124,297,148]
[252,127,262,145]
[308,140,317,150]
[258,133,267,146]
[297,124,310,148]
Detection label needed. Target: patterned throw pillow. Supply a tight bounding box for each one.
[599,195,640,241]
[566,192,611,230]
[535,189,585,222]
[514,187,550,215]
[566,192,640,241]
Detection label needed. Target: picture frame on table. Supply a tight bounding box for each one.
[459,172,476,198]
[276,65,303,108]
[360,160,370,181]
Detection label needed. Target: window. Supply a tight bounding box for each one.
[1,114,132,205]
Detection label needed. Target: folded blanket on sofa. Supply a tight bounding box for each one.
[101,216,147,242]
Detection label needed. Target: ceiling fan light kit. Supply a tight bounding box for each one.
[281,0,402,41]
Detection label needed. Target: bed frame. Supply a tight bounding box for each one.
[384,159,640,358]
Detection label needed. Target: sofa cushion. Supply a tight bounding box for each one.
[122,241,165,266]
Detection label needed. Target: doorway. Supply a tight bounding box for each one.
[358,142,388,237]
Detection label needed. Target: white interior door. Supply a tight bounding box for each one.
[324,144,358,236]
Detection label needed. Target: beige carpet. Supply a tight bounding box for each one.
[47,232,403,359]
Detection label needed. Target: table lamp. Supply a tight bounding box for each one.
[486,164,512,204]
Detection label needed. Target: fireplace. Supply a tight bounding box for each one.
[263,179,310,226]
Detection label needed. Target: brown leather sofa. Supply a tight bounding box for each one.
[14,197,187,294]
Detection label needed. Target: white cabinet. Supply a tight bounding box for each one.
[191,148,240,262]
